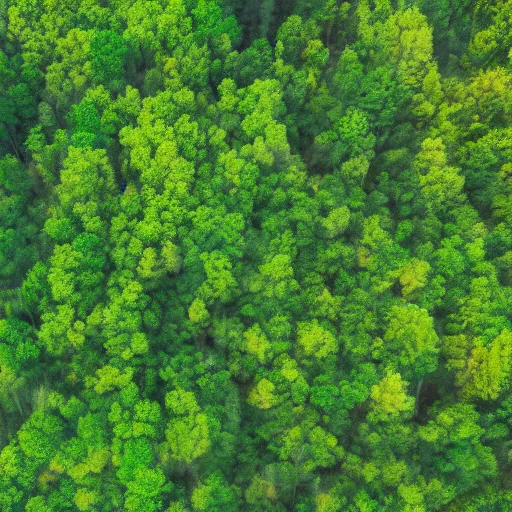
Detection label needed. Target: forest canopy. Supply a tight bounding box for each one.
[1,0,512,510]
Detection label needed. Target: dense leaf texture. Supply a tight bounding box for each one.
[1,0,512,510]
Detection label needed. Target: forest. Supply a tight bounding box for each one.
[0,0,512,510]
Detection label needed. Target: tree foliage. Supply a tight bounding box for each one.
[0,0,511,510]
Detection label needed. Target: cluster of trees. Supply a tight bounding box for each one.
[1,0,512,510]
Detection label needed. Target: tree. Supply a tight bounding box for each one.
[458,329,512,401]
[191,472,240,511]
[414,137,465,218]
[165,389,210,464]
[368,371,415,423]
[296,320,337,359]
[380,304,439,381]
[398,258,431,298]
[90,30,127,90]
